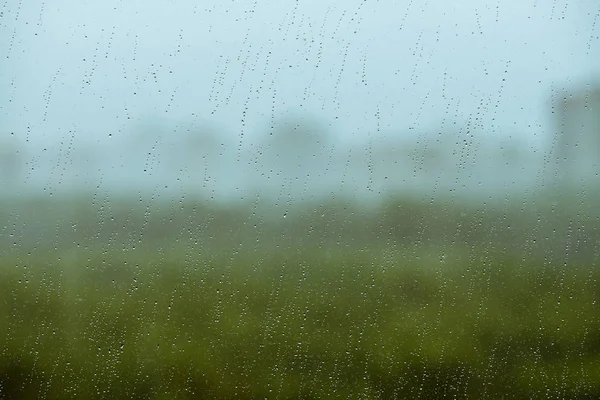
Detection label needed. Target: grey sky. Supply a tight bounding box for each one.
[2,0,598,151]
[0,0,599,204]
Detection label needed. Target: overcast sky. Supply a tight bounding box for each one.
[1,0,599,152]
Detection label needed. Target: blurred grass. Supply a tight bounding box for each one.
[1,244,598,399]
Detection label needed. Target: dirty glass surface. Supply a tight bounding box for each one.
[1,0,599,398]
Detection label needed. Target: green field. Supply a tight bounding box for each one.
[0,193,599,398]
[1,243,599,399]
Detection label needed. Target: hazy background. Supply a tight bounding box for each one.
[1,0,599,203]
[1,1,600,398]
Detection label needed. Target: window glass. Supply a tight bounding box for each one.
[1,0,599,398]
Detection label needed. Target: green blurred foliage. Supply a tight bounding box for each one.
[0,193,599,398]
[0,240,599,399]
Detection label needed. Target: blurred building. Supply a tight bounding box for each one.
[552,84,600,188]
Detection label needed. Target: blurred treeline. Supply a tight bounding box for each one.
[0,110,565,202]
[1,188,598,263]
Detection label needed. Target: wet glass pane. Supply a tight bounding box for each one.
[1,0,599,398]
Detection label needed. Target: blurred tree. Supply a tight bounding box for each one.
[172,122,235,198]
[258,113,334,200]
[266,114,331,164]
[0,133,23,191]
